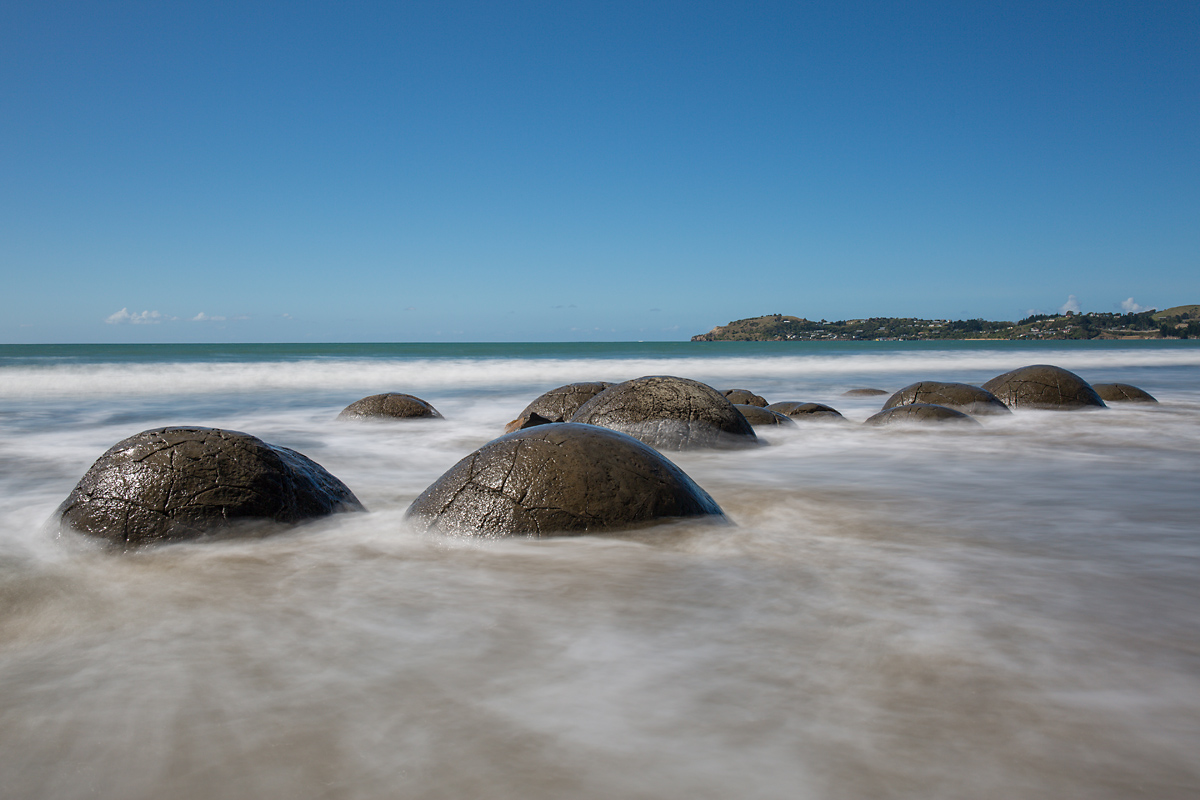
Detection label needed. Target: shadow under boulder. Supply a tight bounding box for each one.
[55,427,365,549]
[570,375,758,451]
[982,365,1106,410]
[338,393,443,420]
[882,382,1010,416]
[405,423,726,538]
[864,404,980,426]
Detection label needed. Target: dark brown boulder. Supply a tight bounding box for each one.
[981,365,1106,410]
[765,401,845,421]
[734,404,797,427]
[338,393,442,420]
[882,382,1011,416]
[864,404,980,426]
[1091,383,1158,403]
[569,376,758,451]
[56,427,365,549]
[723,389,769,407]
[504,381,612,433]
[404,423,726,538]
[842,388,889,397]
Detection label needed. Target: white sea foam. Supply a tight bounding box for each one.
[3,346,1199,400]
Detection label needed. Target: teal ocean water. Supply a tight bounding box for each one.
[2,340,1199,799]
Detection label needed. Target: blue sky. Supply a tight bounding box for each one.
[2,1,1196,342]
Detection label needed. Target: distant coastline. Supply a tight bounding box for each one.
[692,306,1200,342]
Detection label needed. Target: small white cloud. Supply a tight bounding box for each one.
[106,308,165,325]
[1120,297,1150,313]
[192,312,226,322]
[1059,295,1081,314]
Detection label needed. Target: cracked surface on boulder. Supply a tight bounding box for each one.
[504,381,612,433]
[864,404,980,426]
[734,404,796,427]
[338,393,442,420]
[766,401,845,421]
[882,382,1011,416]
[405,423,726,537]
[56,427,365,548]
[723,389,769,407]
[981,365,1106,410]
[1091,383,1158,403]
[569,376,758,451]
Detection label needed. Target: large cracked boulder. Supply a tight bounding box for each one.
[734,404,796,427]
[569,376,758,451]
[338,393,442,420]
[882,382,1011,416]
[765,401,845,421]
[55,427,365,549]
[504,381,613,433]
[405,423,726,538]
[1091,383,1158,403]
[982,365,1106,410]
[864,404,980,426]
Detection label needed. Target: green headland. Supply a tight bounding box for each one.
[692,306,1200,342]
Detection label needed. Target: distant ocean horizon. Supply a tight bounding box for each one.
[3,338,1199,798]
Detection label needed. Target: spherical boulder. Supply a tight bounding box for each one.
[981,365,1106,410]
[723,389,769,407]
[842,388,889,397]
[338,393,442,420]
[765,401,845,421]
[734,404,797,427]
[882,382,1010,416]
[56,427,365,549]
[1091,383,1158,403]
[864,404,980,426]
[504,381,613,433]
[404,423,726,537]
[569,376,758,451]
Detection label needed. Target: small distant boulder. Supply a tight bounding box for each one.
[405,423,726,537]
[765,401,845,421]
[723,389,769,407]
[1091,383,1158,403]
[504,381,612,433]
[55,427,365,549]
[981,365,1106,410]
[842,388,889,397]
[734,404,797,427]
[338,393,443,420]
[864,404,980,426]
[882,382,1010,416]
[569,376,758,451]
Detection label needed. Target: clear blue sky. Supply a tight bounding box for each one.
[2,1,1196,342]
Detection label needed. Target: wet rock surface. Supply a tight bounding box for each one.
[765,401,845,421]
[723,389,769,407]
[569,375,758,451]
[842,388,889,397]
[982,365,1106,410]
[1091,383,1158,403]
[338,393,443,420]
[405,423,726,537]
[504,381,612,433]
[56,427,365,549]
[864,404,980,426]
[882,382,1011,416]
[734,404,797,427]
